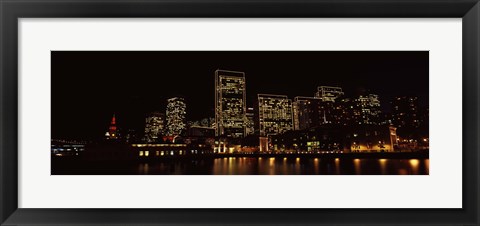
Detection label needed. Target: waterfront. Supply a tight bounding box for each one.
[52,156,429,175]
[52,52,429,176]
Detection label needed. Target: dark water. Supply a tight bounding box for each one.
[53,157,429,175]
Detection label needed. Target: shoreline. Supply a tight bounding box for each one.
[52,150,429,163]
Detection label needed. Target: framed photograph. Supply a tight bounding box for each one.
[1,0,478,225]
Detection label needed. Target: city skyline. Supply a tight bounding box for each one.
[52,51,428,140]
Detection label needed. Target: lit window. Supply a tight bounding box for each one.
[156,151,160,156]
[145,151,149,157]
[139,151,144,156]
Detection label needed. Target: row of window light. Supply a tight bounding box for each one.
[138,150,201,157]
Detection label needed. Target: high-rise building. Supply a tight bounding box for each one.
[105,114,118,140]
[331,98,356,126]
[354,94,382,125]
[293,96,323,130]
[166,97,187,136]
[315,86,344,102]
[392,96,420,128]
[215,69,246,138]
[293,94,357,130]
[245,107,255,135]
[258,94,293,136]
[145,112,165,143]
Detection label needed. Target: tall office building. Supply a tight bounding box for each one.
[166,97,187,136]
[245,107,255,136]
[392,96,420,128]
[315,86,344,102]
[258,94,293,136]
[215,69,246,138]
[145,112,165,143]
[354,94,382,125]
[293,96,323,130]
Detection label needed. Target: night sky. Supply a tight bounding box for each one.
[52,51,428,140]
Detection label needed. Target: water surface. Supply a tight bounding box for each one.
[52,157,429,175]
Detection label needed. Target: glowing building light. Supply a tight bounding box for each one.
[354,94,382,125]
[215,69,247,138]
[315,86,344,102]
[166,97,187,136]
[258,94,293,136]
[145,112,165,143]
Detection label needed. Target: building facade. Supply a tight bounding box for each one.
[145,112,165,143]
[188,117,215,128]
[293,96,323,131]
[270,125,398,153]
[258,94,293,136]
[392,96,420,128]
[245,107,255,136]
[293,95,357,130]
[214,69,247,138]
[166,97,187,136]
[354,94,382,125]
[315,86,344,102]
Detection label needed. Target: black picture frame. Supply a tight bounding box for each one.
[1,0,478,225]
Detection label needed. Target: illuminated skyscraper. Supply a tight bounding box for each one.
[258,94,293,136]
[166,97,187,136]
[354,94,382,125]
[245,107,255,136]
[215,69,246,138]
[315,86,344,102]
[145,112,165,143]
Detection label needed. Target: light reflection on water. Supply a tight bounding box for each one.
[425,159,430,174]
[135,157,429,175]
[409,159,420,175]
[379,159,387,174]
[138,163,149,174]
[353,159,361,175]
[334,158,340,173]
[313,158,319,174]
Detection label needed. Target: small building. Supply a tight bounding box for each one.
[131,143,214,158]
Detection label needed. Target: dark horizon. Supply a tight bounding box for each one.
[52,51,428,140]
